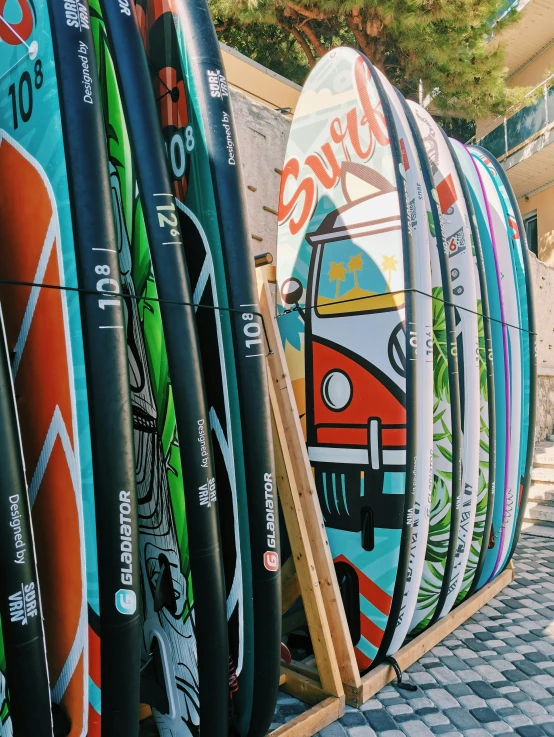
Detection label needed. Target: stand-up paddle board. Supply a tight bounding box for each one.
[403,102,462,633]
[472,147,535,574]
[373,74,433,657]
[446,137,495,602]
[470,149,522,585]
[278,47,417,672]
[93,2,229,734]
[409,102,481,618]
[135,2,280,734]
[133,1,255,731]
[46,2,143,732]
[449,139,497,600]
[0,3,129,732]
[456,146,509,593]
[0,305,52,737]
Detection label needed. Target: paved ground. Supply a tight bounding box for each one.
[271,532,554,736]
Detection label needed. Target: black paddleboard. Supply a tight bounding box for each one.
[95,1,229,734]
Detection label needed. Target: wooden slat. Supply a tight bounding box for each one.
[271,390,342,697]
[282,607,307,635]
[282,558,302,613]
[268,697,342,737]
[279,668,330,706]
[345,563,515,707]
[258,272,360,691]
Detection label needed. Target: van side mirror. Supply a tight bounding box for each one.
[280,277,304,306]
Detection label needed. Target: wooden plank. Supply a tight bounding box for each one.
[287,659,321,683]
[282,607,307,635]
[271,393,343,697]
[279,668,331,706]
[258,271,360,690]
[282,559,301,613]
[345,564,515,707]
[268,697,342,737]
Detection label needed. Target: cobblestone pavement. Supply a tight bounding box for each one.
[271,532,554,736]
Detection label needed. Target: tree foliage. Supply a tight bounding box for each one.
[211,0,528,120]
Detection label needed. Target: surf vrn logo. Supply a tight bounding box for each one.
[63,0,90,30]
[0,0,36,44]
[9,583,38,625]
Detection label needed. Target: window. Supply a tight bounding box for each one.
[315,240,405,318]
[523,212,538,257]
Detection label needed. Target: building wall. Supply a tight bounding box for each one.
[519,184,554,263]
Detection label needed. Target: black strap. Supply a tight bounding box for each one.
[385,656,418,691]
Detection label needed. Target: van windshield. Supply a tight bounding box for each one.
[315,240,405,317]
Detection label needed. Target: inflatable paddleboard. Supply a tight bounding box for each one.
[409,102,481,617]
[133,1,256,730]
[135,2,280,733]
[470,150,522,585]
[449,139,498,599]
[278,47,417,671]
[0,305,52,737]
[93,1,229,734]
[472,147,535,574]
[1,5,103,732]
[447,137,496,602]
[373,75,433,657]
[403,102,462,633]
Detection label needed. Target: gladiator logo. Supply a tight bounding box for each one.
[0,0,35,45]
[447,227,466,258]
[264,551,279,572]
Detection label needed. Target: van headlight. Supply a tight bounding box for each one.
[321,370,352,411]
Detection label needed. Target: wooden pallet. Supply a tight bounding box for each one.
[257,265,516,728]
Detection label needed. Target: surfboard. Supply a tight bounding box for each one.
[469,149,522,585]
[471,147,535,576]
[134,2,280,734]
[92,1,229,734]
[278,47,417,672]
[408,102,481,618]
[401,102,463,634]
[132,1,255,731]
[1,5,97,732]
[372,74,433,657]
[446,137,496,602]
[449,139,500,597]
[0,304,52,737]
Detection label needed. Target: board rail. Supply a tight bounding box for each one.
[257,264,515,733]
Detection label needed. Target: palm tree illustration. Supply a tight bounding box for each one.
[347,253,364,289]
[328,261,347,299]
[381,255,398,292]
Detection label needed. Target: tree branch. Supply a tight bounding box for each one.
[284,2,328,21]
[278,20,317,67]
[345,10,385,67]
[301,21,327,59]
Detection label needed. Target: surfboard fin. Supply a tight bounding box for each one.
[140,641,170,715]
[153,554,178,614]
[52,702,71,737]
[335,560,361,645]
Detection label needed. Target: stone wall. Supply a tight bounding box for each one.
[231,88,554,443]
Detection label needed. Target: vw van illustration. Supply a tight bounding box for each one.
[281,163,410,549]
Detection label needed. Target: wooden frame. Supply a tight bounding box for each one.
[257,265,515,729]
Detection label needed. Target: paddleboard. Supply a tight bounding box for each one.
[278,47,417,671]
[133,0,256,730]
[93,1,229,734]
[135,2,280,733]
[446,136,496,602]
[470,149,522,584]
[402,101,463,634]
[0,5,99,732]
[449,139,500,598]
[373,74,433,657]
[472,147,535,574]
[409,102,481,617]
[0,304,52,737]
